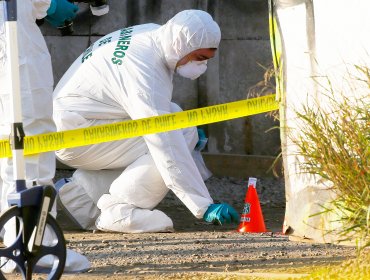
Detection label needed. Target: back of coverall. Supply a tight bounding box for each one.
[0,0,90,272]
[53,10,221,233]
[0,0,55,212]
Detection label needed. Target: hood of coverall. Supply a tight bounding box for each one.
[152,10,221,71]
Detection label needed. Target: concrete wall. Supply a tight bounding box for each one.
[41,0,281,176]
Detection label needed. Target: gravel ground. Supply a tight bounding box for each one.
[49,170,358,279]
[0,171,360,280]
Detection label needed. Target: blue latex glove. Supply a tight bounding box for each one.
[203,203,240,225]
[195,128,208,151]
[45,0,79,27]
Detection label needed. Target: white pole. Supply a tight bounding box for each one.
[4,0,26,192]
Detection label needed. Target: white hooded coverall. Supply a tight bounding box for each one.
[53,10,220,233]
[0,0,90,272]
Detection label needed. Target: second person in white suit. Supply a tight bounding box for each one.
[0,0,90,273]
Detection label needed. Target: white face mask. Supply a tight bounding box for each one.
[176,60,208,80]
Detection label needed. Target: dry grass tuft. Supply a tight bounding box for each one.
[292,65,370,249]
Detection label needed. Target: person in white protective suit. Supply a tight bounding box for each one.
[53,9,240,233]
[0,0,90,273]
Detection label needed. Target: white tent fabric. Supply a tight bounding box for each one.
[271,0,370,243]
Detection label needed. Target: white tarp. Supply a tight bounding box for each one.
[270,0,370,243]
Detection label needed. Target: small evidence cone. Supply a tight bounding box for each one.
[237,177,267,233]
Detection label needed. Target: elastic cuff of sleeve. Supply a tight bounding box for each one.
[46,0,57,16]
[200,205,211,219]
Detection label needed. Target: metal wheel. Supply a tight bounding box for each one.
[0,206,66,280]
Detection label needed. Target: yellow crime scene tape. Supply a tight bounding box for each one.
[0,94,278,159]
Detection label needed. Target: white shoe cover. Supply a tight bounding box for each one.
[36,248,91,273]
[39,215,91,273]
[96,194,173,233]
[0,257,17,274]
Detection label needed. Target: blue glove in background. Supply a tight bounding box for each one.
[195,128,208,151]
[203,203,240,225]
[46,0,79,27]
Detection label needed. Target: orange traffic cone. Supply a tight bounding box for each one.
[237,177,267,233]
